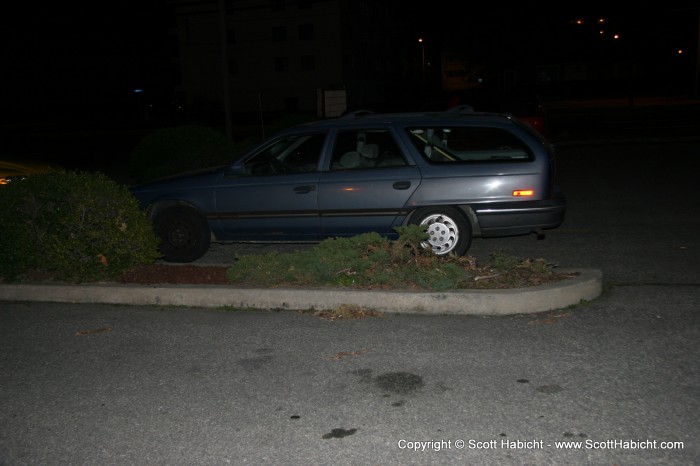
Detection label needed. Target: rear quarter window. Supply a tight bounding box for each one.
[407,126,533,163]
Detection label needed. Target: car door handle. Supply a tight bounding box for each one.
[294,185,316,194]
[392,181,411,190]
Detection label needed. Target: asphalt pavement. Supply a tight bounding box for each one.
[1,284,698,465]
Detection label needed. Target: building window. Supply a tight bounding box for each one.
[300,55,315,71]
[298,1,313,9]
[227,29,236,45]
[272,26,287,42]
[228,59,238,75]
[275,57,289,72]
[172,68,182,86]
[299,24,314,40]
[358,29,370,46]
[270,0,285,11]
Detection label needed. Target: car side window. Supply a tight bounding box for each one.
[407,126,533,163]
[331,129,407,170]
[243,133,326,175]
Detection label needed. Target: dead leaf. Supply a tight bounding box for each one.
[329,349,370,361]
[528,311,571,325]
[311,304,384,321]
[75,326,112,336]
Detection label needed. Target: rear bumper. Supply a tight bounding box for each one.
[473,198,566,237]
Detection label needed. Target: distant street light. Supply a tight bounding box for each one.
[418,37,425,81]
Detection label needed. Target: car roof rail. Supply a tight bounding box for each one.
[340,110,374,119]
[444,105,474,115]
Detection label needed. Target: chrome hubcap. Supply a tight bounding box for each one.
[420,214,459,255]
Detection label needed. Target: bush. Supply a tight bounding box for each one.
[226,225,564,291]
[0,171,160,282]
[128,125,236,183]
[227,226,473,291]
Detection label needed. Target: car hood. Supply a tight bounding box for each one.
[129,165,227,193]
[0,159,62,177]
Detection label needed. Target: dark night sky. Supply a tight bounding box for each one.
[1,1,173,123]
[427,4,699,63]
[2,2,698,124]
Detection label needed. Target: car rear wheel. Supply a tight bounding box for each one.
[410,207,471,256]
[153,206,211,263]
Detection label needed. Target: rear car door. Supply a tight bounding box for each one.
[318,128,421,238]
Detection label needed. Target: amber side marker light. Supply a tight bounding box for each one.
[513,189,534,197]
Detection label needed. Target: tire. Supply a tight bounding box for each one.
[153,206,211,263]
[409,206,472,256]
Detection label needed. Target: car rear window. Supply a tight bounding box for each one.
[406,126,533,163]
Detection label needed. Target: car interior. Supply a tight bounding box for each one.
[331,130,406,169]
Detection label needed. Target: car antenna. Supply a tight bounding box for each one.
[445,105,474,114]
[340,110,374,119]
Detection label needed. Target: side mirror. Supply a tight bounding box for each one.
[224,163,246,177]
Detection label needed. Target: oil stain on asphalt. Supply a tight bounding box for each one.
[322,428,358,439]
[375,372,424,394]
[350,369,425,398]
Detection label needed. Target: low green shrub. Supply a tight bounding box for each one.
[128,125,236,183]
[227,226,476,291]
[227,225,565,291]
[0,171,160,282]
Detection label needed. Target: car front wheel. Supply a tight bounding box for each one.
[153,206,211,263]
[410,207,472,256]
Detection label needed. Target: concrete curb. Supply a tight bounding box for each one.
[0,268,602,315]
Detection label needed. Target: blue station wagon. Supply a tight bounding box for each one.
[130,107,566,262]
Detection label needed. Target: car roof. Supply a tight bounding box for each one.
[283,107,522,132]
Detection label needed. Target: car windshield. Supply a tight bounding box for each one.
[407,126,533,163]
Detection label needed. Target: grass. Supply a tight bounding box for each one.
[226,226,573,291]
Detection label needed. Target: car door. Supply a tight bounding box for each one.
[318,128,421,238]
[214,132,326,240]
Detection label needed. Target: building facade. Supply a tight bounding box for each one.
[171,0,416,121]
